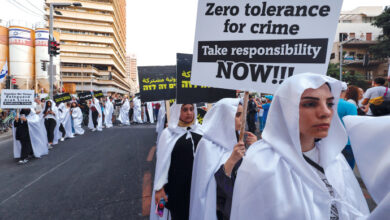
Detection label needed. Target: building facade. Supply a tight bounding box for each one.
[46,0,129,94]
[330,6,389,80]
[126,54,139,95]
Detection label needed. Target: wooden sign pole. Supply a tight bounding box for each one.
[165,100,171,123]
[239,92,249,141]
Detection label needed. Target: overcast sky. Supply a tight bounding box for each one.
[0,0,388,66]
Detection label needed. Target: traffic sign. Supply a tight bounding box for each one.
[11,78,16,84]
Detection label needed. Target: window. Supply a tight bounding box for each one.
[366,33,372,41]
[349,33,355,39]
[342,20,352,23]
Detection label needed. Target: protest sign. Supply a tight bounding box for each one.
[53,93,72,104]
[191,0,343,94]
[138,66,176,102]
[93,90,104,99]
[0,89,34,109]
[197,107,207,124]
[176,53,236,104]
[78,92,93,101]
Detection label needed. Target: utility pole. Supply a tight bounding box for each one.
[339,38,356,81]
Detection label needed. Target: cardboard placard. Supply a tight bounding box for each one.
[0,89,34,109]
[138,66,177,102]
[191,0,343,93]
[93,90,104,99]
[53,93,72,104]
[176,53,236,104]
[196,107,207,124]
[78,92,93,101]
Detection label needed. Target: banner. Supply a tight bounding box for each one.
[78,92,93,101]
[93,90,104,99]
[176,53,236,104]
[197,107,207,124]
[53,93,72,104]
[0,89,34,109]
[138,66,177,102]
[191,1,343,93]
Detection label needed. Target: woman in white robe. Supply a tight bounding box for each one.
[104,97,114,128]
[230,73,369,219]
[88,98,103,131]
[42,100,61,146]
[119,97,130,125]
[58,102,74,139]
[190,98,257,220]
[344,116,390,219]
[71,102,84,135]
[150,103,203,220]
[147,102,155,123]
[133,97,143,123]
[13,108,48,162]
[155,101,166,144]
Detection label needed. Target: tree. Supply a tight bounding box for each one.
[370,7,390,58]
[326,63,371,90]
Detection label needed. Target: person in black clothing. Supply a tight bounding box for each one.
[14,109,33,164]
[246,95,257,134]
[154,104,202,220]
[43,100,57,148]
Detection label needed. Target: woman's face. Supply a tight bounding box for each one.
[71,103,77,108]
[235,105,243,131]
[179,104,194,123]
[47,101,51,107]
[299,84,334,140]
[358,88,364,100]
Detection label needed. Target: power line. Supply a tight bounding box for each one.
[8,0,44,17]
[24,0,46,14]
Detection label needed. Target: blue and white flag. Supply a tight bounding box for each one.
[0,59,8,83]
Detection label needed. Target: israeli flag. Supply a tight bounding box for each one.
[0,59,7,83]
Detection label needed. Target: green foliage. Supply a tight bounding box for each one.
[327,63,371,90]
[370,7,390,58]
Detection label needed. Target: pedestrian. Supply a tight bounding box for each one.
[129,97,134,123]
[154,102,161,122]
[230,73,369,219]
[104,96,114,128]
[345,85,365,115]
[13,108,48,164]
[337,82,358,169]
[260,95,272,131]
[58,102,74,141]
[246,95,257,134]
[361,77,390,116]
[88,97,103,131]
[70,102,84,135]
[146,102,154,123]
[33,97,42,115]
[119,96,130,125]
[190,98,257,220]
[133,96,143,124]
[151,104,203,220]
[43,100,58,149]
[155,101,166,144]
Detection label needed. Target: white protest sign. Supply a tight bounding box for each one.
[1,89,35,109]
[191,0,343,93]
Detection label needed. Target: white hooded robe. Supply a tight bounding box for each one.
[155,101,166,144]
[133,97,143,123]
[41,100,61,145]
[58,103,74,139]
[189,98,240,220]
[150,104,202,220]
[104,98,114,128]
[119,99,130,125]
[230,73,369,220]
[13,109,49,158]
[344,116,390,220]
[71,106,84,135]
[88,98,103,131]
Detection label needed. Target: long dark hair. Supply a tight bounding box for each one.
[345,85,359,105]
[43,101,52,114]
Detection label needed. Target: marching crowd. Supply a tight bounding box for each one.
[151,74,389,220]
[12,94,163,164]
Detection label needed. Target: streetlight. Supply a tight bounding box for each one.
[339,38,356,81]
[48,2,82,99]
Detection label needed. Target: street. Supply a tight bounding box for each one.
[0,125,157,220]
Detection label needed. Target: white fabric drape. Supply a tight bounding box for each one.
[147,102,154,123]
[133,97,143,123]
[150,103,202,220]
[41,100,61,145]
[13,109,49,158]
[88,98,103,131]
[344,116,390,220]
[230,73,369,220]
[104,98,114,128]
[119,99,130,125]
[58,103,74,139]
[156,101,166,144]
[71,106,84,135]
[189,98,240,220]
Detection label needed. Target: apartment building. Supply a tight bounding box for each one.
[46,0,129,94]
[330,6,389,80]
[125,54,139,95]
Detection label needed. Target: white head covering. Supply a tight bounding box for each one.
[344,115,390,219]
[58,102,74,139]
[231,73,369,220]
[190,98,240,220]
[42,100,61,145]
[88,98,103,131]
[13,108,49,158]
[150,103,202,220]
